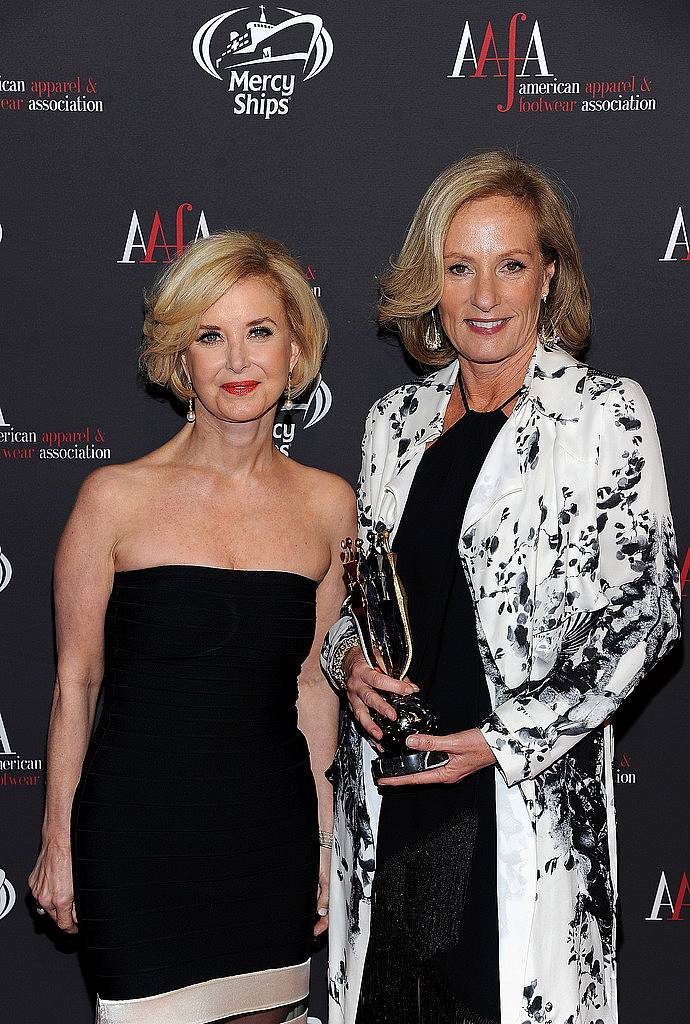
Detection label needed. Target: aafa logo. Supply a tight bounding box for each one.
[0,547,12,594]
[646,870,690,921]
[118,204,210,264]
[659,207,690,262]
[193,5,333,118]
[448,12,551,112]
[0,868,16,921]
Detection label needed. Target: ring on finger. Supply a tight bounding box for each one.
[34,902,46,915]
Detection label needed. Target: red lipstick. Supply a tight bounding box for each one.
[221,381,259,396]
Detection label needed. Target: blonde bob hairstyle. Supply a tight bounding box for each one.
[379,150,591,366]
[141,230,327,403]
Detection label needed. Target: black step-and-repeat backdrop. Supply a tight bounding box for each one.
[1,2,688,1021]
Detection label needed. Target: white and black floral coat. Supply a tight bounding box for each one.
[320,341,680,1024]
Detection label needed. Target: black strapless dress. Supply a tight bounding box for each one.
[70,565,320,1024]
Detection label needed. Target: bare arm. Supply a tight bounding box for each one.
[297,476,356,935]
[319,404,417,737]
[28,467,121,932]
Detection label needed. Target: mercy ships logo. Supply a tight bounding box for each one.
[192,4,333,118]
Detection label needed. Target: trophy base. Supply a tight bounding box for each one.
[372,749,449,782]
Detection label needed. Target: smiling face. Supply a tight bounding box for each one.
[438,194,555,366]
[180,274,299,425]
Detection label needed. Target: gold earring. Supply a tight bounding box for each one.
[537,309,561,349]
[424,308,443,351]
[184,372,196,422]
[283,369,294,410]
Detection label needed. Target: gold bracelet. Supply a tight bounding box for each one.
[331,635,361,689]
[319,829,334,849]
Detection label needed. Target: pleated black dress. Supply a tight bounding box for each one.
[70,564,320,1024]
[357,393,509,1024]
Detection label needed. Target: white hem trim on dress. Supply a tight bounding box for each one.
[95,958,311,1024]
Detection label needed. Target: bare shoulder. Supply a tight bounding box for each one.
[70,456,172,550]
[287,460,355,526]
[294,461,354,502]
[73,458,150,513]
[310,466,354,505]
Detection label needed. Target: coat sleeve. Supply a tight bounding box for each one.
[480,378,681,786]
[320,407,377,688]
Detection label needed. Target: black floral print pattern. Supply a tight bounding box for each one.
[320,343,680,1024]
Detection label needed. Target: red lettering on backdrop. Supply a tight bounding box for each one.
[500,13,527,113]
[175,203,193,257]
[450,13,552,112]
[681,547,690,595]
[647,871,690,921]
[673,872,690,920]
[143,211,174,263]
[142,205,195,263]
[472,22,504,78]
[472,13,527,113]
[119,204,209,265]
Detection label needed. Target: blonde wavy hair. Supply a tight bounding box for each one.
[379,150,591,365]
[141,230,327,402]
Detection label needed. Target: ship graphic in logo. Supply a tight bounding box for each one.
[193,5,333,84]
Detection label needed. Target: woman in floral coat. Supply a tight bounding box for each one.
[320,151,680,1024]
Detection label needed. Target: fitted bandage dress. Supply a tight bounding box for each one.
[70,564,320,1024]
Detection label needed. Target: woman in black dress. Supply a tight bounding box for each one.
[28,231,355,1024]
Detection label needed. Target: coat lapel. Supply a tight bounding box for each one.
[375,347,535,538]
[460,344,590,691]
[375,362,457,537]
[461,413,523,536]
[462,342,589,536]
[461,341,588,533]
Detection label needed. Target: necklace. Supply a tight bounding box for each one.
[457,368,525,415]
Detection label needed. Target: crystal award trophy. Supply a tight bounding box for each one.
[341,525,449,782]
